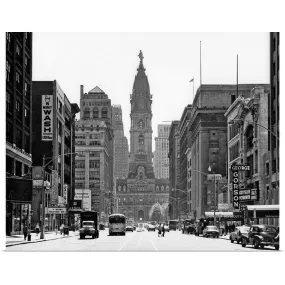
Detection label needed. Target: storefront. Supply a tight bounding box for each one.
[204,211,244,226]
[245,205,279,226]
[6,178,32,235]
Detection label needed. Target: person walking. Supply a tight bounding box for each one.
[23,224,28,240]
[35,223,40,236]
[162,224,165,237]
[225,224,228,235]
[60,224,64,235]
[158,224,162,237]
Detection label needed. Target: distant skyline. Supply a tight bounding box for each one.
[33,33,270,149]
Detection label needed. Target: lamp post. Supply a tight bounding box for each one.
[39,151,78,239]
[208,165,217,226]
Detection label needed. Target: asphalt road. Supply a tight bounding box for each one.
[6,229,277,252]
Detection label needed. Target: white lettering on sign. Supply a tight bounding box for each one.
[42,95,53,141]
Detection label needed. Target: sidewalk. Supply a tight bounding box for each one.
[6,230,79,247]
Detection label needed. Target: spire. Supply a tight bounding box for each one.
[137,50,146,72]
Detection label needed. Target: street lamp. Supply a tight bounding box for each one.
[208,165,217,227]
[40,151,78,239]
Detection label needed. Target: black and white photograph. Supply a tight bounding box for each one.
[1,2,283,284]
[5,31,280,252]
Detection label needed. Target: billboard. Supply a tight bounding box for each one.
[50,170,58,206]
[42,95,53,141]
[75,189,91,211]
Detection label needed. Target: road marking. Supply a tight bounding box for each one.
[137,236,142,248]
[118,239,129,251]
[151,240,158,251]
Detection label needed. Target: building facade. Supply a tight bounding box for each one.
[225,85,270,221]
[31,81,79,230]
[111,105,129,179]
[6,32,33,235]
[168,121,180,220]
[75,86,113,221]
[188,84,266,220]
[154,124,170,179]
[116,51,169,222]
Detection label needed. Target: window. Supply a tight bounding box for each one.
[15,100,22,121]
[6,60,12,83]
[102,108,108,118]
[6,93,12,114]
[89,160,100,169]
[75,160,85,168]
[231,95,236,104]
[6,121,13,143]
[16,72,22,91]
[89,151,100,157]
[229,142,239,161]
[24,108,30,127]
[245,125,254,150]
[272,159,276,173]
[265,162,269,176]
[93,108,99,118]
[24,135,30,153]
[16,128,22,148]
[254,150,258,173]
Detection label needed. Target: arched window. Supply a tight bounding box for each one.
[83,108,90,119]
[161,185,164,192]
[138,134,144,145]
[93,107,99,118]
[245,125,254,150]
[102,107,108,119]
[138,119,144,128]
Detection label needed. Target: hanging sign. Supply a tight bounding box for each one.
[42,95,53,141]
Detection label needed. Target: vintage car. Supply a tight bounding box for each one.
[230,226,250,244]
[126,226,134,232]
[147,224,156,231]
[241,224,279,250]
[202,226,220,238]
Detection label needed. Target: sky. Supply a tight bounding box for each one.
[33,32,270,150]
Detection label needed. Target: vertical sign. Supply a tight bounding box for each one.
[42,95,53,141]
[231,166,240,209]
[50,170,58,206]
[63,184,68,205]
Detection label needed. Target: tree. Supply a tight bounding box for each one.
[149,202,163,222]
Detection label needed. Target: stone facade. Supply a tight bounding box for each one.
[75,86,113,219]
[116,51,169,222]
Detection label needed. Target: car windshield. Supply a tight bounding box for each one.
[83,222,94,226]
[260,226,277,232]
[207,226,218,231]
[109,217,125,223]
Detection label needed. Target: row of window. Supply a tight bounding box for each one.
[118,197,168,203]
[75,160,100,169]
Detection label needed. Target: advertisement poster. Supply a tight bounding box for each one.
[42,94,53,141]
[74,189,91,211]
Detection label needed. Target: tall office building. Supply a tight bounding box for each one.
[6,32,33,235]
[31,81,80,229]
[112,105,129,179]
[75,86,114,220]
[154,124,170,179]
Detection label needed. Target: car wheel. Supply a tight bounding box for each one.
[260,245,264,249]
[230,237,234,243]
[242,238,246,247]
[253,240,259,249]
[275,245,279,250]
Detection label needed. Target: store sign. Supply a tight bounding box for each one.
[238,189,259,202]
[42,95,53,141]
[50,170,58,206]
[75,189,91,211]
[63,184,68,205]
[46,207,66,214]
[231,164,250,209]
[207,174,222,180]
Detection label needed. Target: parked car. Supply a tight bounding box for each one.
[230,226,250,244]
[202,226,220,238]
[148,224,156,231]
[164,225,169,232]
[241,224,279,250]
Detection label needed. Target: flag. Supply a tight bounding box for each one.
[190,78,194,83]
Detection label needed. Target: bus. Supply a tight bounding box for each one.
[169,220,179,231]
[109,214,126,236]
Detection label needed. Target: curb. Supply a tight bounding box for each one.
[6,233,79,247]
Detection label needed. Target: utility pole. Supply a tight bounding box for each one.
[40,155,45,239]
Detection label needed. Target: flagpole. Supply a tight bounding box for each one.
[200,41,202,87]
[237,54,238,98]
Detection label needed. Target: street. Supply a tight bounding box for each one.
[6,229,276,251]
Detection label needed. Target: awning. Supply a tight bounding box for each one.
[246,205,279,218]
[205,212,243,220]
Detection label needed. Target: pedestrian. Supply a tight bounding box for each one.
[35,223,40,236]
[23,224,28,240]
[225,224,228,235]
[162,224,165,237]
[60,224,64,235]
[233,223,236,231]
[158,224,162,237]
[55,225,58,235]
